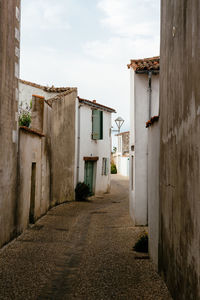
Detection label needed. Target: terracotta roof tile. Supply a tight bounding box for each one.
[46,88,77,105]
[20,79,73,93]
[127,56,160,72]
[146,116,159,128]
[78,96,116,113]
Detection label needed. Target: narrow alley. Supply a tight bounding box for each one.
[0,176,171,300]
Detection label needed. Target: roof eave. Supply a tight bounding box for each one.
[135,70,160,75]
[78,98,116,113]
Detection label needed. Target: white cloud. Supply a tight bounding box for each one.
[83,35,159,63]
[20,0,160,131]
[21,0,71,30]
[98,0,160,39]
[83,0,160,64]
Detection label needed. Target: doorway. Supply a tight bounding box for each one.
[84,161,95,195]
[29,162,36,224]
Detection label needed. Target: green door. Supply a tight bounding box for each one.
[84,161,94,195]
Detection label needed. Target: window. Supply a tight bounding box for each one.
[102,158,109,175]
[92,109,103,140]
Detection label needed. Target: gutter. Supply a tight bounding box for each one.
[135,70,159,75]
[148,71,152,120]
[76,103,81,184]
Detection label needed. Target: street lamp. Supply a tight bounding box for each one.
[115,116,124,133]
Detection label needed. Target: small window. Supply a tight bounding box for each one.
[102,158,109,175]
[92,110,103,140]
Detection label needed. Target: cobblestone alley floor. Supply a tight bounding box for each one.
[0,175,172,300]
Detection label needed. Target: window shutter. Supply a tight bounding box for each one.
[102,158,109,175]
[106,158,109,175]
[92,110,103,140]
[102,158,105,175]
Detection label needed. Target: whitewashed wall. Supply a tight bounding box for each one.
[19,82,58,107]
[113,135,129,177]
[78,103,112,194]
[115,155,129,177]
[129,70,159,227]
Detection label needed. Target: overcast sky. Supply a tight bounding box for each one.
[20,0,160,131]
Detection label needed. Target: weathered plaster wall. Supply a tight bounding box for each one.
[51,91,77,205]
[159,1,200,299]
[147,74,160,268]
[19,89,52,218]
[78,104,112,194]
[40,102,52,215]
[30,95,52,215]
[18,129,42,232]
[0,0,20,247]
[148,122,160,268]
[122,132,129,155]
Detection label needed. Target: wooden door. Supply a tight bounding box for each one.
[29,162,36,224]
[84,161,94,195]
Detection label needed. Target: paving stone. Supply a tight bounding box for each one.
[0,175,172,300]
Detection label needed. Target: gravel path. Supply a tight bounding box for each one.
[0,175,172,300]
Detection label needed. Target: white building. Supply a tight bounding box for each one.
[19,80,116,198]
[128,57,160,267]
[19,79,70,106]
[113,131,130,177]
[76,97,116,195]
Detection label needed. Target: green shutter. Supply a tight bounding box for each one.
[102,158,109,175]
[106,158,109,175]
[92,110,103,140]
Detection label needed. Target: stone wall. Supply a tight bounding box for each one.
[0,0,20,247]
[147,122,160,269]
[121,132,129,155]
[51,90,77,205]
[159,1,200,298]
[18,128,43,232]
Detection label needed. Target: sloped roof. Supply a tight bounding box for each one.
[19,79,73,93]
[127,56,160,72]
[78,96,116,113]
[46,88,77,106]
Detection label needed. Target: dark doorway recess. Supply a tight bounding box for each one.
[29,162,36,224]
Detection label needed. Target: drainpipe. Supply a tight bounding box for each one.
[147,71,152,226]
[76,103,81,184]
[148,71,152,120]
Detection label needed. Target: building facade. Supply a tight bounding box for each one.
[159,1,200,298]
[0,0,21,248]
[113,131,130,177]
[77,97,115,195]
[19,80,77,215]
[16,82,115,234]
[128,57,159,229]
